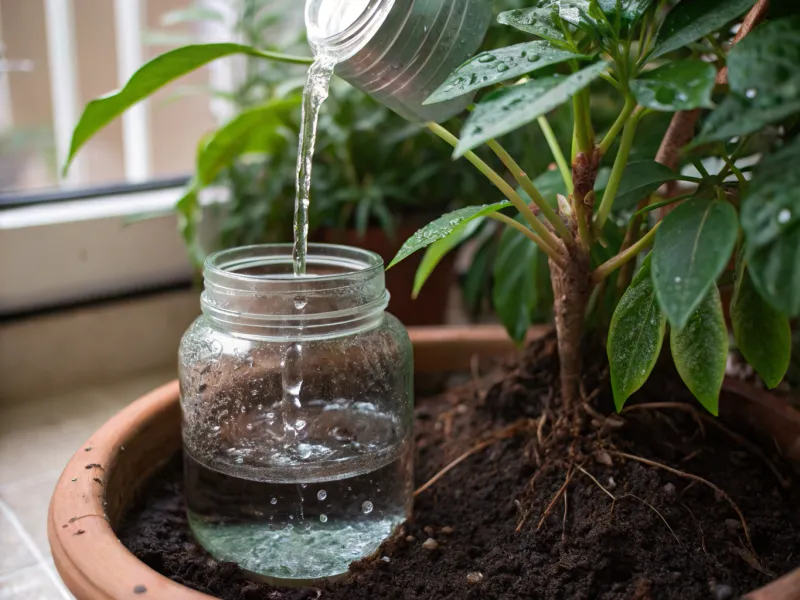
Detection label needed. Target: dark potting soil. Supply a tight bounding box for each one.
[118,336,800,600]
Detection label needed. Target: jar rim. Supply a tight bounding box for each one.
[204,243,384,285]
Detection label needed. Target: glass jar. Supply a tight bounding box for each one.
[305,0,493,122]
[179,244,414,584]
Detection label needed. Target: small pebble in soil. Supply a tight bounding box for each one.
[662,483,676,497]
[133,585,147,594]
[596,451,613,466]
[714,584,734,600]
[405,535,416,543]
[381,556,391,563]
[466,572,484,585]
[441,526,454,535]
[424,526,434,536]
[422,538,439,551]
[607,477,617,491]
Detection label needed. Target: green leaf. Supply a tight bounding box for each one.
[608,254,666,411]
[425,41,588,105]
[413,218,483,298]
[493,223,551,344]
[696,94,800,144]
[613,160,682,211]
[64,43,312,172]
[463,237,494,314]
[196,97,299,186]
[731,265,791,388]
[651,0,755,59]
[388,202,511,269]
[598,0,655,33]
[670,286,728,415]
[176,185,205,267]
[630,60,716,111]
[741,137,800,316]
[455,61,607,157]
[652,199,738,330]
[497,6,569,46]
[697,16,800,143]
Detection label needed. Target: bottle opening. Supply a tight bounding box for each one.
[305,0,396,59]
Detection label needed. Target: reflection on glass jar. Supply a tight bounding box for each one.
[179,244,414,583]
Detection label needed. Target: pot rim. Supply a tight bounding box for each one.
[48,325,800,600]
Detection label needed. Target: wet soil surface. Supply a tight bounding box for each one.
[119,337,800,599]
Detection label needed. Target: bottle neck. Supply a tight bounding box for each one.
[201,244,389,339]
[305,0,397,61]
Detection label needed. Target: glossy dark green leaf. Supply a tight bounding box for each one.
[651,0,755,59]
[388,202,511,268]
[696,94,800,144]
[462,236,494,314]
[425,41,587,105]
[731,265,791,388]
[698,16,800,142]
[613,160,682,211]
[64,43,312,173]
[598,0,655,33]
[630,60,716,111]
[608,254,666,411]
[741,138,800,316]
[493,223,550,344]
[652,199,738,330]
[670,286,728,415]
[413,218,483,298]
[455,61,607,157]
[196,97,299,186]
[497,5,569,45]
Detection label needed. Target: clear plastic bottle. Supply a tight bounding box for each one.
[179,244,414,584]
[305,0,493,122]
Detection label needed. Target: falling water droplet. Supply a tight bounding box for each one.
[317,489,327,501]
[362,501,374,514]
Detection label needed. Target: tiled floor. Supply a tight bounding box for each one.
[0,368,175,599]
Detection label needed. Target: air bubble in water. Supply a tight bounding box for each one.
[320,514,328,523]
[362,501,374,514]
[318,489,327,501]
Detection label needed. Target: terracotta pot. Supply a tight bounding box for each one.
[49,326,800,600]
[317,224,456,326]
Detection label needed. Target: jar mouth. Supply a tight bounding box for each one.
[305,0,396,59]
[205,243,384,286]
[201,244,389,334]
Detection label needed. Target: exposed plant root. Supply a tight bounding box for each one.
[537,464,575,531]
[537,412,549,447]
[575,464,615,500]
[415,420,529,497]
[562,489,569,543]
[623,402,789,488]
[681,501,708,556]
[609,450,756,556]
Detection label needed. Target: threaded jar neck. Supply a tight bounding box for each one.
[201,244,389,338]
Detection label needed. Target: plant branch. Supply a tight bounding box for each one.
[486,139,573,241]
[427,123,562,255]
[489,213,566,268]
[599,95,637,154]
[537,116,573,195]
[595,108,645,231]
[573,94,591,157]
[593,222,660,282]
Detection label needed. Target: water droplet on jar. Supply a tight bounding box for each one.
[246,423,253,431]
[270,497,278,505]
[778,209,791,224]
[235,456,244,464]
[319,514,328,523]
[362,501,374,514]
[295,419,307,430]
[478,54,496,63]
[293,295,307,310]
